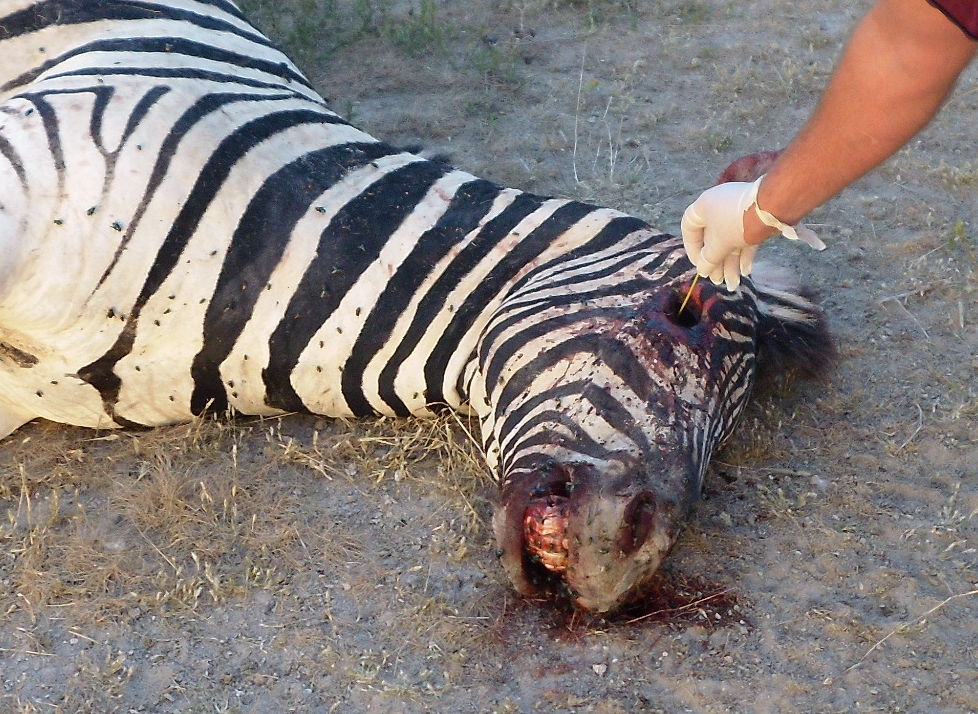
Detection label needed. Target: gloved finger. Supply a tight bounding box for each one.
[681,201,707,231]
[680,205,706,265]
[682,228,705,268]
[699,239,729,275]
[740,244,759,277]
[707,262,725,286]
[695,250,717,280]
[723,252,741,292]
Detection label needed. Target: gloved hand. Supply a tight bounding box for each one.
[681,177,825,291]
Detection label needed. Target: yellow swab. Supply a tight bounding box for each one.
[678,273,699,315]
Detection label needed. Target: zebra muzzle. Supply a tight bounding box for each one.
[496,459,690,611]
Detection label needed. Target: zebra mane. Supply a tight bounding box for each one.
[747,262,837,384]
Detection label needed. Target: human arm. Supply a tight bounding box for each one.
[683,0,978,287]
[744,0,978,242]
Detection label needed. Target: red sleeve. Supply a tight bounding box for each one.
[928,0,978,41]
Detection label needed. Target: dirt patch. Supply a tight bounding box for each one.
[3,1,978,712]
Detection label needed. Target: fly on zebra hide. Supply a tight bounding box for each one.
[0,0,834,613]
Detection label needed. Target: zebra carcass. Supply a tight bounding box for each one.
[0,0,833,613]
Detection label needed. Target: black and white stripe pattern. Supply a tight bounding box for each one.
[0,0,833,611]
[0,0,666,435]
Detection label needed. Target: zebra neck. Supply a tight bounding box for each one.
[470,228,688,471]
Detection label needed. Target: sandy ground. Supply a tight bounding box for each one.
[3,0,978,711]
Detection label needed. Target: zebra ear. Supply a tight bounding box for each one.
[748,263,837,384]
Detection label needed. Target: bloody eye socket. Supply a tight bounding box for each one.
[665,284,702,328]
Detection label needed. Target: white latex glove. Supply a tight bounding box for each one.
[681,177,825,291]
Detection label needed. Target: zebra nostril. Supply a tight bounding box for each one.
[617,491,657,557]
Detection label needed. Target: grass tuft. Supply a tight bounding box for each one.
[387,0,447,57]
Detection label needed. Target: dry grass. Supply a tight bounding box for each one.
[0,412,492,628]
[1,412,500,711]
[618,571,747,629]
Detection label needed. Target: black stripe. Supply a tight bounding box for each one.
[1,2,290,93]
[17,84,170,199]
[480,274,662,356]
[508,228,670,301]
[78,108,339,415]
[92,37,306,84]
[47,84,169,196]
[0,134,28,187]
[142,108,345,302]
[494,398,623,462]
[505,215,651,294]
[262,159,450,414]
[36,66,315,96]
[490,331,659,442]
[367,191,545,409]
[189,142,401,414]
[495,251,668,312]
[182,0,250,23]
[89,84,169,158]
[493,366,655,471]
[511,238,659,293]
[421,200,597,403]
[482,303,634,390]
[16,93,67,195]
[95,91,324,290]
[0,0,262,41]
[340,179,502,416]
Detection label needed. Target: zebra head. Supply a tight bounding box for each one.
[478,245,831,613]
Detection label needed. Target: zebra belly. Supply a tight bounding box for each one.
[0,342,118,433]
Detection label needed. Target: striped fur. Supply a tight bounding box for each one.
[0,0,833,612]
